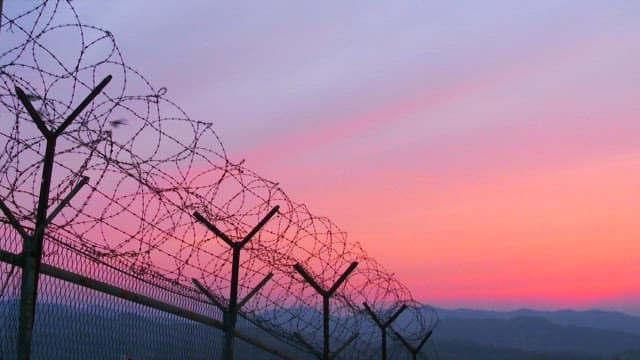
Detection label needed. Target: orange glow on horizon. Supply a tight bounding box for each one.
[271,150,640,310]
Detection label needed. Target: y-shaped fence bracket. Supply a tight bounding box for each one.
[293,331,358,360]
[193,205,279,360]
[331,331,359,359]
[392,329,433,360]
[293,261,358,360]
[192,273,273,324]
[293,332,323,359]
[0,75,111,360]
[363,302,407,360]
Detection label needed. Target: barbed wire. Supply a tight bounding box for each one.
[0,1,436,357]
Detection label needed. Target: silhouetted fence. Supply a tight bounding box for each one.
[0,1,438,359]
[0,229,308,359]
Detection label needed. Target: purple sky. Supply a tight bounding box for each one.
[21,1,640,313]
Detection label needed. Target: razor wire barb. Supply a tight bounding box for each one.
[0,1,437,358]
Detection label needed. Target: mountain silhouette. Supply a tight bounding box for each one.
[433,315,640,355]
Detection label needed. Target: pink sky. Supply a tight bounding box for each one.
[66,1,640,314]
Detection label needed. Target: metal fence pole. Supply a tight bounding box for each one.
[293,261,358,360]
[0,76,111,359]
[392,329,433,360]
[363,302,407,360]
[0,0,4,37]
[193,206,279,360]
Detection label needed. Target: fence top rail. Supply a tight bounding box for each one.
[0,247,302,360]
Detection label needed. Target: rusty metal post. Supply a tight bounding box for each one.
[392,329,432,360]
[293,261,358,360]
[0,76,112,360]
[193,206,279,360]
[363,302,407,360]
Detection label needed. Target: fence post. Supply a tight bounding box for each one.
[0,76,111,359]
[293,261,358,360]
[363,302,407,360]
[193,206,279,360]
[392,329,433,360]
[0,0,3,35]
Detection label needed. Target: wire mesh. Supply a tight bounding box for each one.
[0,233,306,359]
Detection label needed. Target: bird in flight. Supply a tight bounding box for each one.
[109,118,128,127]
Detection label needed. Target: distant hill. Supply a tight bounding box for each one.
[432,316,640,355]
[0,301,311,360]
[4,301,640,359]
[614,350,640,360]
[433,339,605,360]
[436,308,640,335]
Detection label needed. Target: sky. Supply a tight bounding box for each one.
[62,1,640,314]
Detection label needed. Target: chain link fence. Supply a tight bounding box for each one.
[0,230,310,359]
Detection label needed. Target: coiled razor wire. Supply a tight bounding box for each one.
[0,1,437,358]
